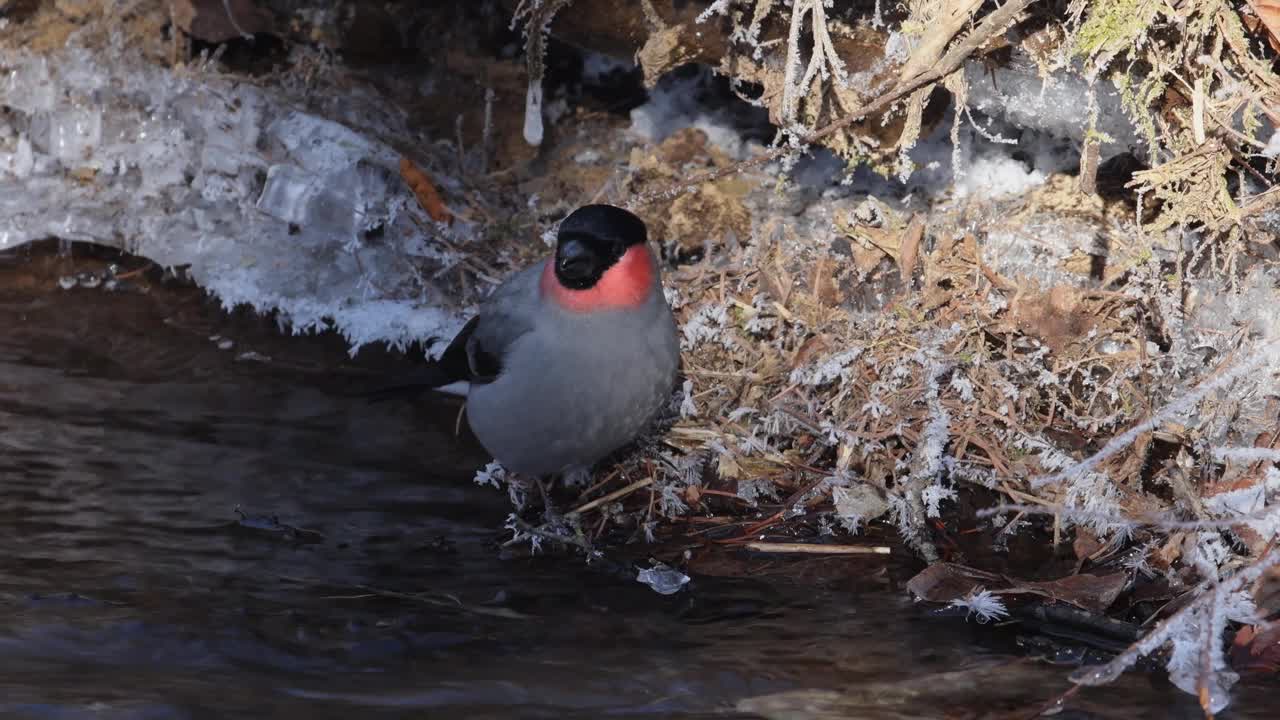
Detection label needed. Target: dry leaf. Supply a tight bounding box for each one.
[1006,572,1129,614]
[1008,285,1097,354]
[1230,624,1280,675]
[170,0,275,44]
[1247,1,1280,53]
[717,451,742,479]
[908,562,1128,614]
[898,214,925,284]
[399,157,454,225]
[810,256,843,307]
[1256,566,1280,618]
[1074,529,1104,563]
[907,563,1000,602]
[1154,531,1187,570]
[667,183,751,256]
[789,335,829,373]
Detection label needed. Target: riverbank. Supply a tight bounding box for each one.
[3,1,1278,715]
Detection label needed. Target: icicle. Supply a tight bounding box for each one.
[523,80,544,146]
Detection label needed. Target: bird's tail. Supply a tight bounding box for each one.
[360,365,458,403]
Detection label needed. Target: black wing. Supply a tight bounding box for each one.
[362,316,502,402]
[441,315,502,385]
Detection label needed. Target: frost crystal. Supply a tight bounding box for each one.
[694,0,734,24]
[658,481,689,518]
[736,478,780,505]
[950,588,1009,623]
[832,484,889,533]
[679,379,699,419]
[473,461,508,488]
[1163,589,1256,714]
[921,483,957,518]
[680,302,734,350]
[948,372,975,402]
[789,346,864,386]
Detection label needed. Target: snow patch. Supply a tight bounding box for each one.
[629,68,765,160]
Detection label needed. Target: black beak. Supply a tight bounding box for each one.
[556,238,600,288]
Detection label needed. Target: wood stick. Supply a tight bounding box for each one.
[745,542,891,555]
[568,477,655,515]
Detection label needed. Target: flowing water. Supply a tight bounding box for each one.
[0,242,1273,719]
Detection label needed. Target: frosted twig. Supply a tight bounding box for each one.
[221,0,253,40]
[481,88,495,173]
[695,0,734,24]
[779,0,807,125]
[896,0,984,85]
[504,516,592,552]
[1032,338,1280,488]
[1070,547,1277,708]
[1211,447,1280,463]
[631,0,1040,207]
[979,502,1280,532]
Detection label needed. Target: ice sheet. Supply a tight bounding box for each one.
[0,46,467,355]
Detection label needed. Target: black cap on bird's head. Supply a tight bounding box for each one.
[553,205,648,290]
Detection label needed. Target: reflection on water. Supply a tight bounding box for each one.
[0,242,1272,719]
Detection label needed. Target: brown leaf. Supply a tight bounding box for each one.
[1073,528,1104,563]
[1256,566,1280,618]
[810,256,843,307]
[1230,624,1280,675]
[1153,531,1186,570]
[898,214,925,284]
[788,335,829,374]
[908,563,1128,614]
[1247,1,1280,53]
[1006,572,1129,614]
[757,266,787,306]
[906,562,1001,602]
[656,127,709,165]
[170,0,274,44]
[1008,285,1097,354]
[1204,471,1271,555]
[399,157,454,225]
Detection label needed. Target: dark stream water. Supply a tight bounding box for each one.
[0,242,1272,719]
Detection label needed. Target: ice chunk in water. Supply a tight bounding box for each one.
[636,562,690,595]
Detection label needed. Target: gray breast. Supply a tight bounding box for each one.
[464,292,678,476]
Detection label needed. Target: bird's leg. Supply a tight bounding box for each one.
[536,476,560,524]
[506,473,532,512]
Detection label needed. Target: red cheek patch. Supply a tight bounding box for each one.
[541,244,656,313]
